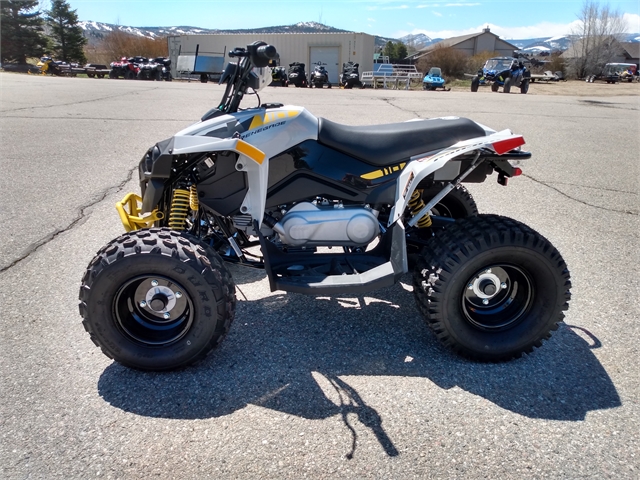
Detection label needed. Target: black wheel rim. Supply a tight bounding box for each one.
[114,275,194,346]
[430,200,456,218]
[461,264,533,330]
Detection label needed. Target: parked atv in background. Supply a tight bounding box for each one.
[109,57,143,79]
[310,62,331,88]
[153,57,173,81]
[339,62,362,89]
[287,62,308,87]
[270,66,287,86]
[471,57,530,94]
[137,58,163,80]
[422,67,449,91]
[79,41,571,372]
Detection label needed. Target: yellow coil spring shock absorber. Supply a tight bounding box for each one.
[189,185,199,211]
[408,189,433,228]
[168,188,191,231]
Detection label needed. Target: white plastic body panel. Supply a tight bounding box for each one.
[169,106,319,228]
[389,129,521,225]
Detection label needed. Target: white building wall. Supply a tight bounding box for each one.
[168,32,375,80]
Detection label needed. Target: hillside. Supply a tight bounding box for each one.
[79,20,640,53]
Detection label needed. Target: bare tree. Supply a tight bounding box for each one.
[570,0,627,78]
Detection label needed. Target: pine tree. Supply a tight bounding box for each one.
[0,0,49,64]
[46,0,87,64]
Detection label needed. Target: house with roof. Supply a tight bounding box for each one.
[561,37,640,76]
[407,27,519,62]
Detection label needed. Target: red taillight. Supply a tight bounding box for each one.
[491,136,525,155]
[513,167,523,176]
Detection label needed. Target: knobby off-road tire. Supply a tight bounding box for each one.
[470,77,480,92]
[79,228,236,371]
[503,77,512,93]
[407,185,478,270]
[491,82,499,92]
[422,183,478,219]
[413,214,571,361]
[520,80,529,94]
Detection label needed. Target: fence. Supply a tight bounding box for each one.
[360,64,422,89]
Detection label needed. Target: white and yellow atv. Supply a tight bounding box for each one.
[79,42,571,371]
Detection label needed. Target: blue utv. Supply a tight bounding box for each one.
[470,57,531,94]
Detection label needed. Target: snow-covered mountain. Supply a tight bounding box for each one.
[512,33,639,53]
[398,33,435,49]
[78,21,350,46]
[79,20,639,52]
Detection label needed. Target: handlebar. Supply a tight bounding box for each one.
[228,42,277,68]
[202,41,278,119]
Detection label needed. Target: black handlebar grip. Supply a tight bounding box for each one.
[256,45,277,60]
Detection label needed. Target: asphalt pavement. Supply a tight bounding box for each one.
[1,72,638,479]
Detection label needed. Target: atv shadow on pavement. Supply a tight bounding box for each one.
[98,267,620,457]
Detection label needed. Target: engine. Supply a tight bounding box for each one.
[272,202,380,247]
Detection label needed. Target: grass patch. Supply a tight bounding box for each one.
[447,78,472,88]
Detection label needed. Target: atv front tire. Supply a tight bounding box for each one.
[79,228,236,371]
[520,80,529,94]
[471,77,480,92]
[503,77,512,93]
[413,214,570,361]
[491,82,499,92]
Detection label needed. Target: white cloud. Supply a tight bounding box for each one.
[408,22,415,26]
[367,4,409,10]
[623,13,640,32]
[432,11,443,17]
[416,2,479,7]
[367,17,376,22]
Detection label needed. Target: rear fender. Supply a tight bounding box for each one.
[389,130,525,226]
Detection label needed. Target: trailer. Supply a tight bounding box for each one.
[84,63,110,78]
[176,44,226,83]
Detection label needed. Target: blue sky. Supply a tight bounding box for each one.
[59,0,639,39]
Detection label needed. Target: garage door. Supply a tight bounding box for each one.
[309,46,340,84]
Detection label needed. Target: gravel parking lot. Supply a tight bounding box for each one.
[1,72,638,479]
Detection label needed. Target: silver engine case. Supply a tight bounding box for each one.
[273,202,380,247]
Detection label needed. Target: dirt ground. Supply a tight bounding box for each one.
[449,78,640,96]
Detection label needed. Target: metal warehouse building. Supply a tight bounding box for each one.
[167,32,376,84]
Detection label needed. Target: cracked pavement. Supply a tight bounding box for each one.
[1,73,638,479]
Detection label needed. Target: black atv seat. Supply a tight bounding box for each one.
[317,117,487,166]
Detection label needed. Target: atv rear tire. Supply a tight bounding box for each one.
[422,184,478,219]
[503,77,512,93]
[109,70,117,79]
[79,228,236,371]
[125,70,135,80]
[471,77,480,92]
[520,80,529,94]
[491,82,499,92]
[413,214,571,361]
